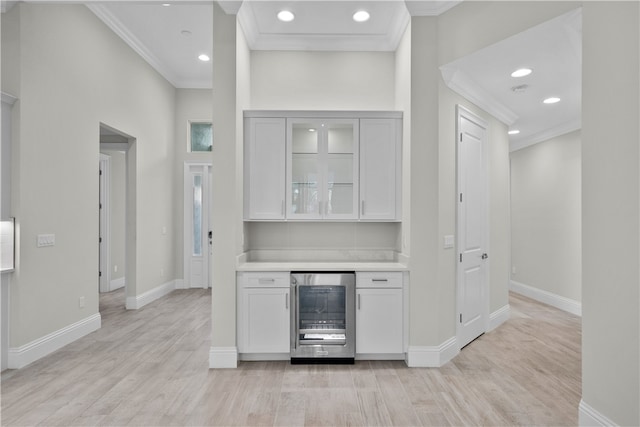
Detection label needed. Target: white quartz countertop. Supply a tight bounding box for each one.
[236,261,409,272]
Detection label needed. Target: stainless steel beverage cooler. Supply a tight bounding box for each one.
[290,272,355,364]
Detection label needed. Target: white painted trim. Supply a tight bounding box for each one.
[442,68,519,125]
[174,279,186,290]
[356,353,406,361]
[579,399,618,426]
[488,304,510,332]
[125,280,176,310]
[406,337,458,367]
[510,119,581,152]
[510,280,582,316]
[87,4,179,87]
[8,313,101,369]
[109,277,125,292]
[209,346,238,369]
[405,0,462,16]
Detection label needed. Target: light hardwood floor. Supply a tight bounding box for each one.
[1,289,581,426]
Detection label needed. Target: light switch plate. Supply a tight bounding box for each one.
[443,235,455,249]
[37,234,55,247]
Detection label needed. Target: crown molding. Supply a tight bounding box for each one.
[440,66,519,125]
[217,0,242,15]
[404,0,462,16]
[87,4,180,87]
[509,118,581,152]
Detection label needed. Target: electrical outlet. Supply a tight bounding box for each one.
[114,265,118,273]
[79,296,85,308]
[160,268,164,277]
[512,266,517,275]
[162,226,167,235]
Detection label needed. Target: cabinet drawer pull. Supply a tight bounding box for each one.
[372,278,388,282]
[357,294,361,310]
[258,278,275,284]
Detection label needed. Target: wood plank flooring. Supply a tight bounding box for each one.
[1,290,581,426]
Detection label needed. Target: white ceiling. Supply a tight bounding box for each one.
[84,1,580,149]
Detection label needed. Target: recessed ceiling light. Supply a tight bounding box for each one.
[277,10,295,22]
[181,30,192,37]
[308,128,316,132]
[353,10,370,22]
[162,3,171,6]
[508,130,520,135]
[198,54,210,62]
[511,68,532,78]
[543,97,561,104]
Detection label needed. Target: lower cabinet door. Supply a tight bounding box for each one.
[356,288,403,354]
[240,288,290,353]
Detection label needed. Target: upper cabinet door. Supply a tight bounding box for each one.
[244,118,286,220]
[287,118,359,221]
[360,118,401,221]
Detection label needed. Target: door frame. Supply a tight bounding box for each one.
[183,162,212,289]
[455,105,491,348]
[99,122,136,309]
[99,154,111,293]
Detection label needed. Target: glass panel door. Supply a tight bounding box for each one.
[287,118,358,220]
[327,123,355,216]
[291,123,320,217]
[298,285,346,345]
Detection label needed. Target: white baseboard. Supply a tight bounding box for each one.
[174,279,186,289]
[488,304,510,331]
[109,277,125,292]
[126,280,176,310]
[406,337,458,367]
[8,313,101,369]
[209,346,238,368]
[579,399,617,426]
[510,280,582,316]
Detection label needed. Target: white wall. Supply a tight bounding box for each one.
[1,3,176,351]
[250,51,395,111]
[582,2,639,425]
[510,130,581,306]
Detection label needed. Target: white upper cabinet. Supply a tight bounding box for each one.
[287,118,359,220]
[243,111,402,222]
[359,118,402,221]
[244,117,286,220]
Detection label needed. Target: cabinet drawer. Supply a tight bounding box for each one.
[356,272,402,288]
[240,272,290,288]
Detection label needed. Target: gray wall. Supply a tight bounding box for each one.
[510,130,581,305]
[582,2,639,425]
[1,3,176,349]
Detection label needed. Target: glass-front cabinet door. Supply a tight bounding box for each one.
[287,119,359,220]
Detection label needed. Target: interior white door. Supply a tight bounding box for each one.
[184,163,212,289]
[456,106,489,349]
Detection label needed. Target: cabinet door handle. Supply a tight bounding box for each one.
[362,200,365,215]
[357,293,361,310]
[286,293,289,309]
[281,200,285,216]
